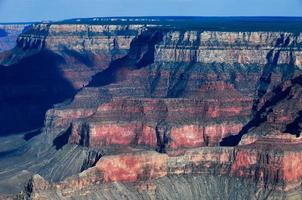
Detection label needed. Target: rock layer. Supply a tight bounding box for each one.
[25,140,302,199]
[0,24,29,52]
[0,18,302,199]
[0,23,145,135]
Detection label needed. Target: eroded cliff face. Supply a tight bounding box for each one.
[0,23,146,136]
[0,19,302,200]
[45,29,302,151]
[24,144,302,200]
[2,23,148,88]
[0,24,29,52]
[156,31,302,66]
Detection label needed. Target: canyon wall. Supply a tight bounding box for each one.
[0,19,301,199]
[25,141,302,199]
[156,31,302,66]
[0,24,29,52]
[0,23,145,136]
[45,28,302,151]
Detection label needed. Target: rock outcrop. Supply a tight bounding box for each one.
[45,28,302,153]
[0,23,146,136]
[0,17,302,200]
[24,142,302,199]
[0,24,29,52]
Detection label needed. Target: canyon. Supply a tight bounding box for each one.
[0,17,301,200]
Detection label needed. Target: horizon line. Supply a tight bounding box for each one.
[1,15,302,24]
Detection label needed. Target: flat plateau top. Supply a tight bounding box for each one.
[1,17,302,32]
[56,17,302,32]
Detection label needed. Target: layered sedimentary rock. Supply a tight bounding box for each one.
[46,28,302,152]
[22,26,301,199]
[221,74,302,146]
[0,24,29,52]
[25,141,302,199]
[2,23,148,88]
[155,31,302,67]
[0,23,146,135]
[0,18,302,199]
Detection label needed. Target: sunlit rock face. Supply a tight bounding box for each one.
[46,29,302,151]
[25,145,302,200]
[3,23,147,88]
[0,18,302,199]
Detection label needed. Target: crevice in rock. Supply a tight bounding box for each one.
[220,35,297,146]
[220,77,294,146]
[79,123,90,147]
[285,111,302,137]
[155,121,170,153]
[252,34,290,115]
[166,48,198,98]
[252,51,279,114]
[80,150,102,172]
[53,126,73,150]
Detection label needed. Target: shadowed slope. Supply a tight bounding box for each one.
[0,50,76,136]
[88,29,164,87]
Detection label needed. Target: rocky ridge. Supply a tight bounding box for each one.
[0,18,302,199]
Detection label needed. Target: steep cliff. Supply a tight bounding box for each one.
[0,24,29,52]
[22,139,302,199]
[46,29,302,151]
[0,23,146,136]
[0,18,302,200]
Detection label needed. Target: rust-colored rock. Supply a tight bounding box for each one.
[1,18,302,200]
[96,151,168,182]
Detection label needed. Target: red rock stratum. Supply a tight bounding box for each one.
[0,18,302,200]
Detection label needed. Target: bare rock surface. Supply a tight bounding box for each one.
[0,17,302,199]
